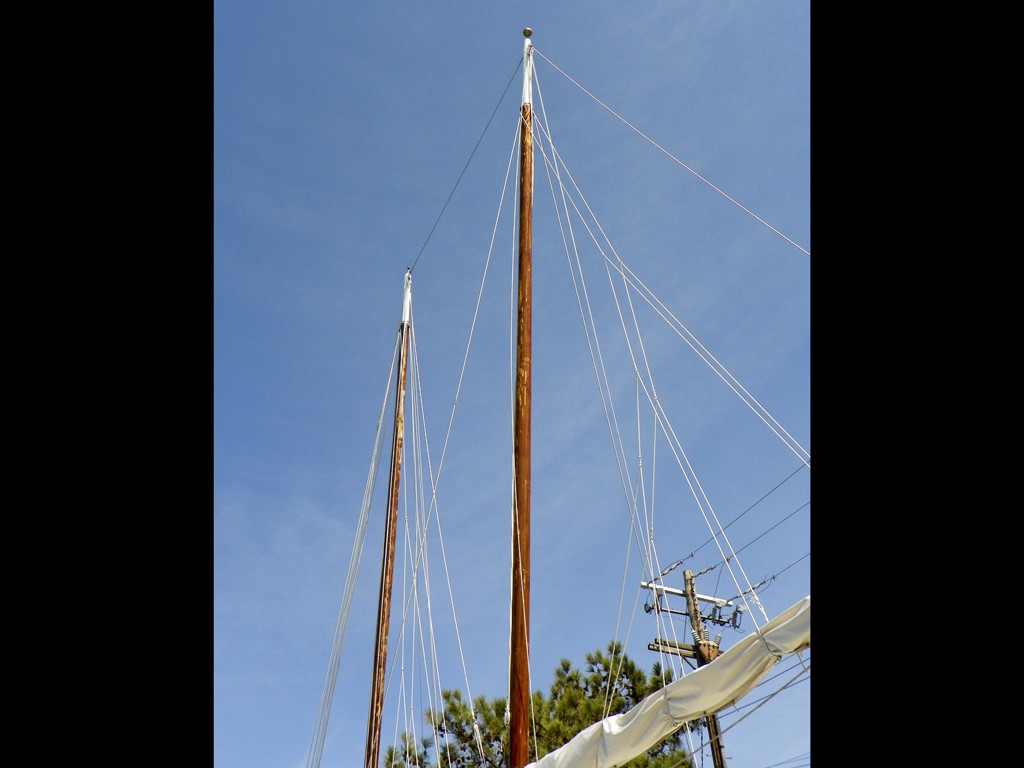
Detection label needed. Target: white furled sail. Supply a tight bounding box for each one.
[525,596,811,768]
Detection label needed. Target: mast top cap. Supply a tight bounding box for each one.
[523,28,532,37]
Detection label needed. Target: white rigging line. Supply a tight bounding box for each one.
[304,328,401,768]
[391,463,419,766]
[532,58,641,737]
[405,330,448,764]
[507,122,520,734]
[614,258,810,467]
[379,123,523,764]
[533,70,714,690]
[533,70,713,707]
[380,303,497,765]
[532,69,647,583]
[409,317,489,761]
[373,324,449,766]
[375,129,523,766]
[531,80,787,633]
[604,251,773,626]
[534,65,718,732]
[714,660,811,743]
[532,70,675,720]
[532,114,809,469]
[532,47,810,259]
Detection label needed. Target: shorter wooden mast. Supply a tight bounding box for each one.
[363,269,413,768]
[510,27,534,768]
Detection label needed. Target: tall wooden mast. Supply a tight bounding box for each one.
[509,27,534,768]
[363,269,413,768]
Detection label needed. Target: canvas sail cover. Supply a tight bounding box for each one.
[525,595,810,768]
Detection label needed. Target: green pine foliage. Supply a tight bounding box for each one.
[383,642,693,768]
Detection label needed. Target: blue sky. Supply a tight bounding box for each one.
[214,3,810,768]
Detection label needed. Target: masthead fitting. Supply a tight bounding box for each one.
[522,30,534,106]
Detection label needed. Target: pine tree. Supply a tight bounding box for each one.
[384,642,692,768]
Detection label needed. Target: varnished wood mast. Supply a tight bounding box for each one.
[510,27,534,768]
[363,270,413,768]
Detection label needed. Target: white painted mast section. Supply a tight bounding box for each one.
[522,29,533,106]
[401,268,412,324]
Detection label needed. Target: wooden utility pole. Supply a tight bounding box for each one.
[683,569,728,768]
